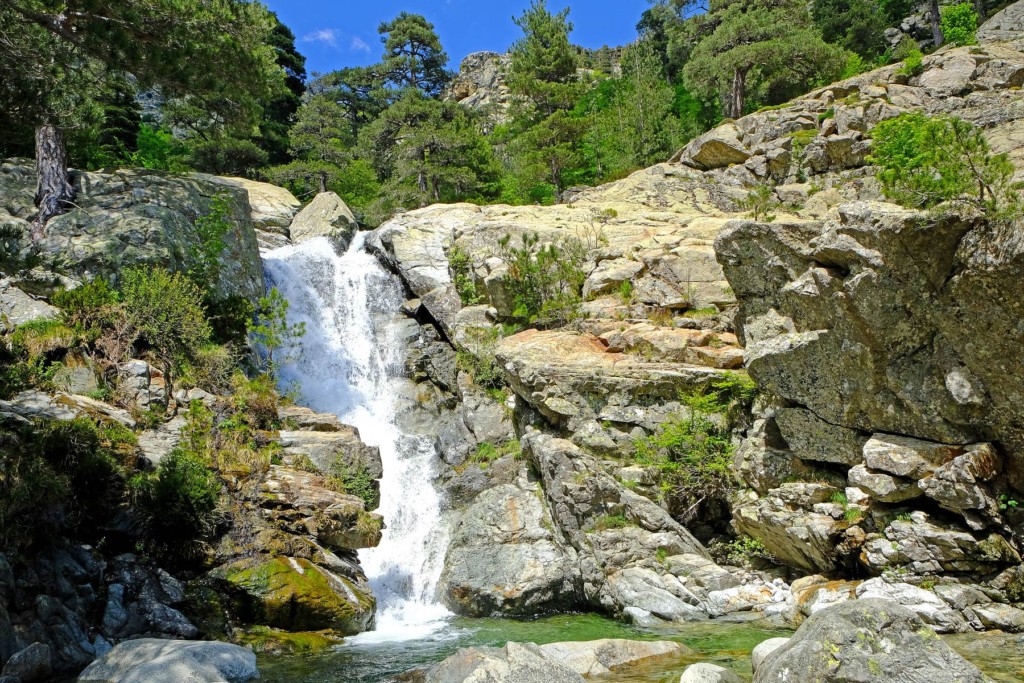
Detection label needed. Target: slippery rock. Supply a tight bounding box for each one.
[77,639,258,683]
[753,599,991,683]
[538,639,685,676]
[679,663,742,683]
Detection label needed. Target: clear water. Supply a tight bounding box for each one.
[257,613,790,683]
[263,235,453,642]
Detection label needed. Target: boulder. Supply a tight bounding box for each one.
[538,639,685,676]
[679,663,742,683]
[753,599,991,683]
[677,124,752,170]
[440,482,578,617]
[77,638,258,683]
[978,0,1024,43]
[197,174,300,251]
[0,165,265,303]
[0,279,57,333]
[278,429,383,480]
[1,643,51,682]
[287,192,357,249]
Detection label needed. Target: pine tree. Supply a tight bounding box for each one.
[683,0,848,118]
[812,0,889,59]
[507,0,583,117]
[0,0,284,239]
[378,13,451,96]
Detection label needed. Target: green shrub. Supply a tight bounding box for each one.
[121,268,211,397]
[250,288,305,374]
[869,111,1018,215]
[709,535,776,566]
[449,244,483,306]
[11,319,79,360]
[188,194,234,294]
[739,183,778,222]
[178,343,237,394]
[497,232,586,327]
[941,3,978,47]
[129,124,190,172]
[231,373,280,430]
[52,278,119,334]
[899,48,924,77]
[617,280,633,302]
[131,449,220,556]
[326,461,379,509]
[204,295,254,347]
[470,438,521,467]
[592,514,631,531]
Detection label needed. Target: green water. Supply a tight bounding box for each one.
[257,613,1024,683]
[257,613,790,683]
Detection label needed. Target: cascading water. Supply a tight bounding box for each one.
[263,234,452,643]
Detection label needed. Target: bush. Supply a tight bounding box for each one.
[941,3,978,47]
[52,278,119,334]
[869,111,1018,214]
[121,268,211,396]
[132,449,220,556]
[326,461,379,509]
[129,124,190,172]
[189,137,269,178]
[250,288,305,374]
[449,244,483,306]
[739,183,778,222]
[188,194,234,294]
[231,373,280,430]
[898,48,924,77]
[497,232,587,327]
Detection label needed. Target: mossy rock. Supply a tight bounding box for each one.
[235,625,344,655]
[212,556,374,635]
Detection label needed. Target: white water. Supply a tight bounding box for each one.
[263,234,452,643]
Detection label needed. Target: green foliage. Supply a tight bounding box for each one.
[635,374,755,525]
[188,194,234,294]
[591,514,631,531]
[455,326,506,390]
[52,278,119,334]
[231,372,280,431]
[899,49,924,77]
[10,319,79,360]
[449,245,483,306]
[121,268,211,396]
[326,461,379,509]
[250,288,305,374]
[497,232,587,327]
[941,3,979,47]
[869,112,1019,214]
[131,448,220,556]
[709,535,776,566]
[508,0,582,116]
[470,439,521,468]
[189,137,269,177]
[684,0,849,118]
[128,125,190,172]
[378,13,451,95]
[618,280,634,302]
[812,0,888,60]
[739,183,779,221]
[0,417,130,553]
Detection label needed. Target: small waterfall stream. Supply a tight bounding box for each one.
[263,234,452,642]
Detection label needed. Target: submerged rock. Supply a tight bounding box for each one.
[538,639,685,676]
[679,663,742,683]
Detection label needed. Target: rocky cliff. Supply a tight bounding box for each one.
[370,4,1024,633]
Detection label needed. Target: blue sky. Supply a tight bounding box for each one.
[265,0,653,75]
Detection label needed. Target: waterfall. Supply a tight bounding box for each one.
[263,234,452,642]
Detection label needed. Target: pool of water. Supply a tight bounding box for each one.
[257,613,1024,683]
[257,613,790,683]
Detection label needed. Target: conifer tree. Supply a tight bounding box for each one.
[378,13,451,96]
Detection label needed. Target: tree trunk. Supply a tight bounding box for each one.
[318,170,328,194]
[930,0,945,47]
[974,0,986,22]
[32,123,75,241]
[730,68,747,119]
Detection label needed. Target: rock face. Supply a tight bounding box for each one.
[0,279,57,333]
[444,51,513,124]
[0,163,265,303]
[753,599,991,683]
[286,192,357,249]
[77,638,258,683]
[197,173,301,251]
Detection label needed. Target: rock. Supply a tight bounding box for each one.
[862,434,962,479]
[209,556,374,635]
[0,166,265,303]
[978,1,1024,43]
[754,599,990,683]
[862,515,1020,576]
[77,638,258,683]
[967,603,1024,632]
[538,639,684,676]
[287,192,357,248]
[137,416,186,469]
[789,576,859,619]
[278,429,383,480]
[583,258,644,298]
[677,124,751,170]
[918,443,1002,528]
[855,578,969,633]
[100,555,198,640]
[1,643,51,682]
[116,360,167,411]
[750,637,789,673]
[197,173,300,251]
[444,51,513,123]
[732,494,846,573]
[420,641,584,683]
[679,663,742,683]
[705,583,787,617]
[664,554,740,593]
[774,408,866,465]
[440,482,577,617]
[0,279,57,333]
[847,464,922,503]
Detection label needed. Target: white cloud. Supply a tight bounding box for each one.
[302,28,339,47]
[350,36,371,53]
